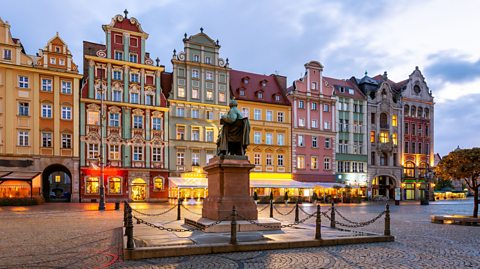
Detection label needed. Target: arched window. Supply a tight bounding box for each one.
[418,162,428,177]
[418,107,423,118]
[85,177,99,194]
[404,162,415,177]
[380,113,388,128]
[108,177,122,194]
[153,177,164,192]
[404,105,409,117]
[425,108,430,119]
[411,106,416,118]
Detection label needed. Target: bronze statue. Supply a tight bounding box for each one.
[217,100,250,156]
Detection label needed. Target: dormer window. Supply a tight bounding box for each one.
[240,89,245,96]
[261,80,267,87]
[311,82,317,90]
[257,91,263,99]
[242,77,249,84]
[275,95,280,102]
[50,57,56,64]
[59,59,65,66]
[55,47,61,53]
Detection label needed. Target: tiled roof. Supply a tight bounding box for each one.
[161,71,173,99]
[230,69,290,106]
[324,76,366,99]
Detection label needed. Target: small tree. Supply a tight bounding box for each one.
[284,191,289,202]
[312,192,318,203]
[435,148,480,218]
[434,177,454,191]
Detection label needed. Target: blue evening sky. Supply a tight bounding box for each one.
[2,0,479,156]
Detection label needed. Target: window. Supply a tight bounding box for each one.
[371,113,376,124]
[18,76,29,88]
[42,79,52,91]
[325,138,331,148]
[193,55,200,62]
[425,125,429,136]
[42,104,52,118]
[312,136,318,148]
[277,134,284,146]
[324,121,331,129]
[298,100,305,109]
[61,133,72,149]
[266,133,273,145]
[411,142,416,154]
[418,143,422,155]
[370,131,375,143]
[192,127,200,141]
[114,51,123,60]
[266,111,273,121]
[192,88,199,99]
[412,124,416,135]
[85,177,99,194]
[41,132,52,147]
[152,147,162,162]
[392,133,398,145]
[206,129,214,142]
[298,135,304,147]
[206,111,214,120]
[113,70,122,80]
[152,117,161,130]
[133,146,143,161]
[380,153,387,166]
[60,59,65,66]
[266,154,273,166]
[87,111,99,125]
[88,143,99,159]
[404,162,415,177]
[206,90,213,100]
[108,177,121,194]
[275,95,280,101]
[154,178,164,191]
[371,152,376,165]
[192,69,199,79]
[242,108,249,118]
[240,89,245,96]
[176,152,185,166]
[405,142,409,153]
[277,155,284,166]
[206,72,213,80]
[192,151,200,166]
[176,126,185,140]
[206,152,214,164]
[61,81,72,94]
[61,106,72,120]
[96,89,105,100]
[380,131,389,143]
[3,49,12,60]
[312,120,317,128]
[130,92,139,104]
[18,102,29,116]
[311,82,317,90]
[129,54,138,63]
[145,95,154,106]
[299,118,305,127]
[405,123,409,135]
[133,115,143,128]
[191,109,199,119]
[50,57,56,64]
[311,102,317,110]
[426,143,430,155]
[323,104,329,112]
[324,157,331,170]
[297,156,305,169]
[178,87,185,98]
[219,92,226,102]
[205,57,211,64]
[130,73,139,83]
[254,109,261,120]
[109,145,120,160]
[311,156,318,169]
[254,132,261,144]
[254,154,261,165]
[277,112,284,122]
[392,115,397,127]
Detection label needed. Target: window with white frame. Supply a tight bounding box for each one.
[266,133,273,145]
[178,87,185,98]
[266,111,273,121]
[206,90,213,100]
[145,94,154,106]
[176,152,185,165]
[18,102,29,116]
[254,153,261,165]
[191,109,199,119]
[192,88,199,99]
[312,119,318,128]
[298,135,304,147]
[324,121,331,129]
[129,54,138,63]
[297,156,305,169]
[130,92,139,104]
[325,138,331,148]
[61,133,72,148]
[311,102,317,110]
[3,49,12,60]
[299,118,305,127]
[112,89,122,102]
[312,136,318,148]
[96,89,105,100]
[277,155,284,166]
[205,56,211,64]
[324,104,329,112]
[42,79,52,91]
[152,147,162,162]
[206,71,213,80]
[61,81,72,94]
[42,104,52,118]
[242,108,249,118]
[266,154,273,166]
[206,151,214,163]
[133,115,143,128]
[324,157,331,170]
[88,143,99,159]
[18,131,29,146]
[298,100,305,109]
[109,144,120,160]
[277,112,284,122]
[18,76,29,88]
[311,82,317,90]
[152,117,161,130]
[192,151,200,166]
[133,146,143,161]
[192,69,199,79]
[41,132,52,148]
[87,111,100,125]
[277,134,284,146]
[61,106,72,120]
[254,132,261,144]
[113,70,122,80]
[114,51,123,60]
[311,156,318,169]
[192,127,200,141]
[176,107,185,117]
[206,110,214,120]
[254,109,261,120]
[219,92,226,102]
[109,113,120,127]
[176,126,185,140]
[50,57,56,64]
[130,73,139,83]
[193,55,200,62]
[275,95,280,102]
[206,129,214,142]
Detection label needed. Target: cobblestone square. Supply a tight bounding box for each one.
[1,200,479,268]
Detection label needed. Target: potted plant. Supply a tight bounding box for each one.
[284,191,289,205]
[312,192,318,203]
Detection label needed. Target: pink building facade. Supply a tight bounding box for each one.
[287,61,336,183]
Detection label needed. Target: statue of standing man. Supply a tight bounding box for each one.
[217,100,250,156]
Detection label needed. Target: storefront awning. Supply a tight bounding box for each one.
[169,177,208,188]
[0,172,40,181]
[251,180,345,189]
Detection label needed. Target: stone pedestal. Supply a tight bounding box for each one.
[202,156,258,221]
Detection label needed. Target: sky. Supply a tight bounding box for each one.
[2,0,479,156]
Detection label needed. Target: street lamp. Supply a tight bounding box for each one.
[421,170,432,206]
[98,65,106,211]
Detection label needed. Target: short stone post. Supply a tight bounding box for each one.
[124,201,128,235]
[126,206,134,250]
[230,206,237,245]
[177,197,181,221]
[384,204,391,236]
[330,202,336,228]
[315,204,322,240]
[294,199,300,222]
[269,199,274,218]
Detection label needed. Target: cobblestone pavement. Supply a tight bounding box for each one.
[1,200,479,268]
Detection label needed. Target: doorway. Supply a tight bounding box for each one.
[42,164,72,202]
[131,178,147,201]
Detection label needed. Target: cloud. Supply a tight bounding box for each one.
[425,54,480,83]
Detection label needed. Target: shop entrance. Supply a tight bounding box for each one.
[42,164,72,202]
[130,178,147,201]
[371,176,396,200]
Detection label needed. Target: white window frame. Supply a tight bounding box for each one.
[18,76,29,88]
[42,104,53,118]
[42,79,52,92]
[61,106,72,120]
[133,146,143,161]
[61,133,72,149]
[61,81,72,94]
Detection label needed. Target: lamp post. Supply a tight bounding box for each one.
[421,170,432,206]
[98,65,106,211]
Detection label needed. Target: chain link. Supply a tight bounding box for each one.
[181,205,202,215]
[130,204,177,216]
[236,211,317,229]
[273,204,296,216]
[322,210,385,228]
[134,215,227,232]
[257,204,270,213]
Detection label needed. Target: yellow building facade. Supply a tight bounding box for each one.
[0,18,81,202]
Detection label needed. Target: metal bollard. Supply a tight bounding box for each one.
[123,201,128,227]
[115,202,120,210]
[315,204,321,240]
[269,199,274,218]
[126,206,134,250]
[177,197,181,221]
[330,202,336,228]
[230,206,237,245]
[295,199,299,222]
[384,204,391,236]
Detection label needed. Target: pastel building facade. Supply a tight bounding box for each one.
[0,18,81,201]
[80,13,169,202]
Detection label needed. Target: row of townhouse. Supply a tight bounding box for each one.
[0,11,434,203]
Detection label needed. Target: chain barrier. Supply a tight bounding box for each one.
[322,210,386,229]
[181,205,202,215]
[236,211,317,229]
[273,204,296,216]
[257,203,270,213]
[299,205,331,216]
[129,204,178,217]
[133,215,227,233]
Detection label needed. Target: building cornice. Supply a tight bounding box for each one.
[0,62,82,78]
[81,98,169,112]
[85,55,164,71]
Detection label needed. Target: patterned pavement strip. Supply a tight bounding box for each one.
[0,200,479,268]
